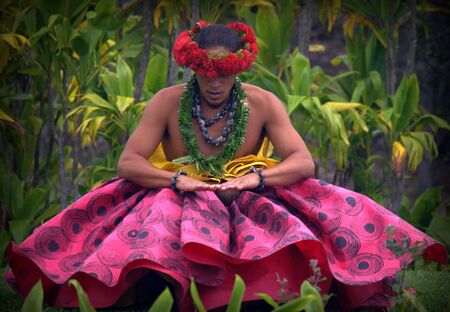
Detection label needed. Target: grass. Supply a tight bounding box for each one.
[0,267,449,311]
[404,270,450,312]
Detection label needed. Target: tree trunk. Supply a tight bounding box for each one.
[192,0,200,25]
[183,0,200,82]
[405,0,417,76]
[385,0,396,94]
[134,0,156,103]
[291,0,314,54]
[71,130,80,200]
[166,23,180,86]
[47,72,68,210]
[32,99,44,186]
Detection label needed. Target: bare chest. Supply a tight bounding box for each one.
[162,102,265,160]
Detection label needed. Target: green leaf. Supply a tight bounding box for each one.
[290,52,312,96]
[226,275,245,312]
[148,287,173,312]
[18,187,47,219]
[254,292,279,308]
[411,187,442,228]
[256,6,281,68]
[273,295,315,312]
[253,62,289,103]
[427,213,450,247]
[9,219,32,244]
[83,93,117,112]
[393,75,419,132]
[21,280,43,312]
[0,170,23,218]
[350,80,365,102]
[68,279,96,312]
[300,281,325,312]
[190,278,207,312]
[117,57,134,97]
[0,229,11,264]
[287,95,306,115]
[408,114,450,132]
[144,52,168,94]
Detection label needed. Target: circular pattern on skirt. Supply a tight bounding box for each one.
[192,219,219,242]
[269,211,289,236]
[183,194,202,212]
[248,202,274,231]
[355,211,385,241]
[127,249,156,262]
[59,252,86,272]
[82,226,109,255]
[117,222,159,249]
[313,208,342,234]
[97,243,128,268]
[82,263,113,286]
[348,253,384,276]
[237,227,267,255]
[343,195,363,216]
[330,227,361,262]
[236,193,261,216]
[286,193,306,210]
[86,193,116,223]
[161,236,183,256]
[199,209,229,234]
[160,258,189,278]
[114,180,143,209]
[34,226,70,259]
[241,246,273,260]
[136,203,163,225]
[60,208,90,242]
[162,214,182,236]
[301,179,337,199]
[274,222,302,249]
[207,200,229,219]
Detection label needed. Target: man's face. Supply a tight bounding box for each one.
[196,73,237,107]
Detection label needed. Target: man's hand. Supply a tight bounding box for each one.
[176,175,213,192]
[211,173,260,191]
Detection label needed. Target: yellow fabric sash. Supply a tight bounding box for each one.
[148,137,279,183]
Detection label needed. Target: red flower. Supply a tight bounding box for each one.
[173,21,258,78]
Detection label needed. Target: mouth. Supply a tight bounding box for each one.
[207,91,222,100]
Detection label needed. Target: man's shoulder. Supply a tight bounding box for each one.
[242,83,279,108]
[155,83,186,101]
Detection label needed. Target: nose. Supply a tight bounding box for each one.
[207,77,223,88]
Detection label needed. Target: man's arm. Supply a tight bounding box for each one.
[118,87,211,191]
[262,91,315,185]
[213,90,314,191]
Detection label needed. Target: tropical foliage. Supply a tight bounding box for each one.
[0,0,449,310]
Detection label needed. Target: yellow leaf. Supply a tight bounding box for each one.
[67,76,79,102]
[323,101,364,111]
[0,33,30,49]
[115,96,134,115]
[308,44,326,53]
[343,15,386,48]
[0,108,15,123]
[392,141,407,176]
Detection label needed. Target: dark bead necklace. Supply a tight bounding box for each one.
[191,81,238,146]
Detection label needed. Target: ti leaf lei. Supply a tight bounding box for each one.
[177,76,249,175]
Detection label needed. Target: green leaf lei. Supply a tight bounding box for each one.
[177,76,249,176]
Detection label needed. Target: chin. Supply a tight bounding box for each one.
[206,97,226,106]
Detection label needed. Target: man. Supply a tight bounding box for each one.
[6,21,446,311]
[117,22,315,194]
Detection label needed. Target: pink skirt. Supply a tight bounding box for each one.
[6,178,447,310]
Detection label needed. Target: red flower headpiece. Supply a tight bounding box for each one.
[173,20,258,78]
